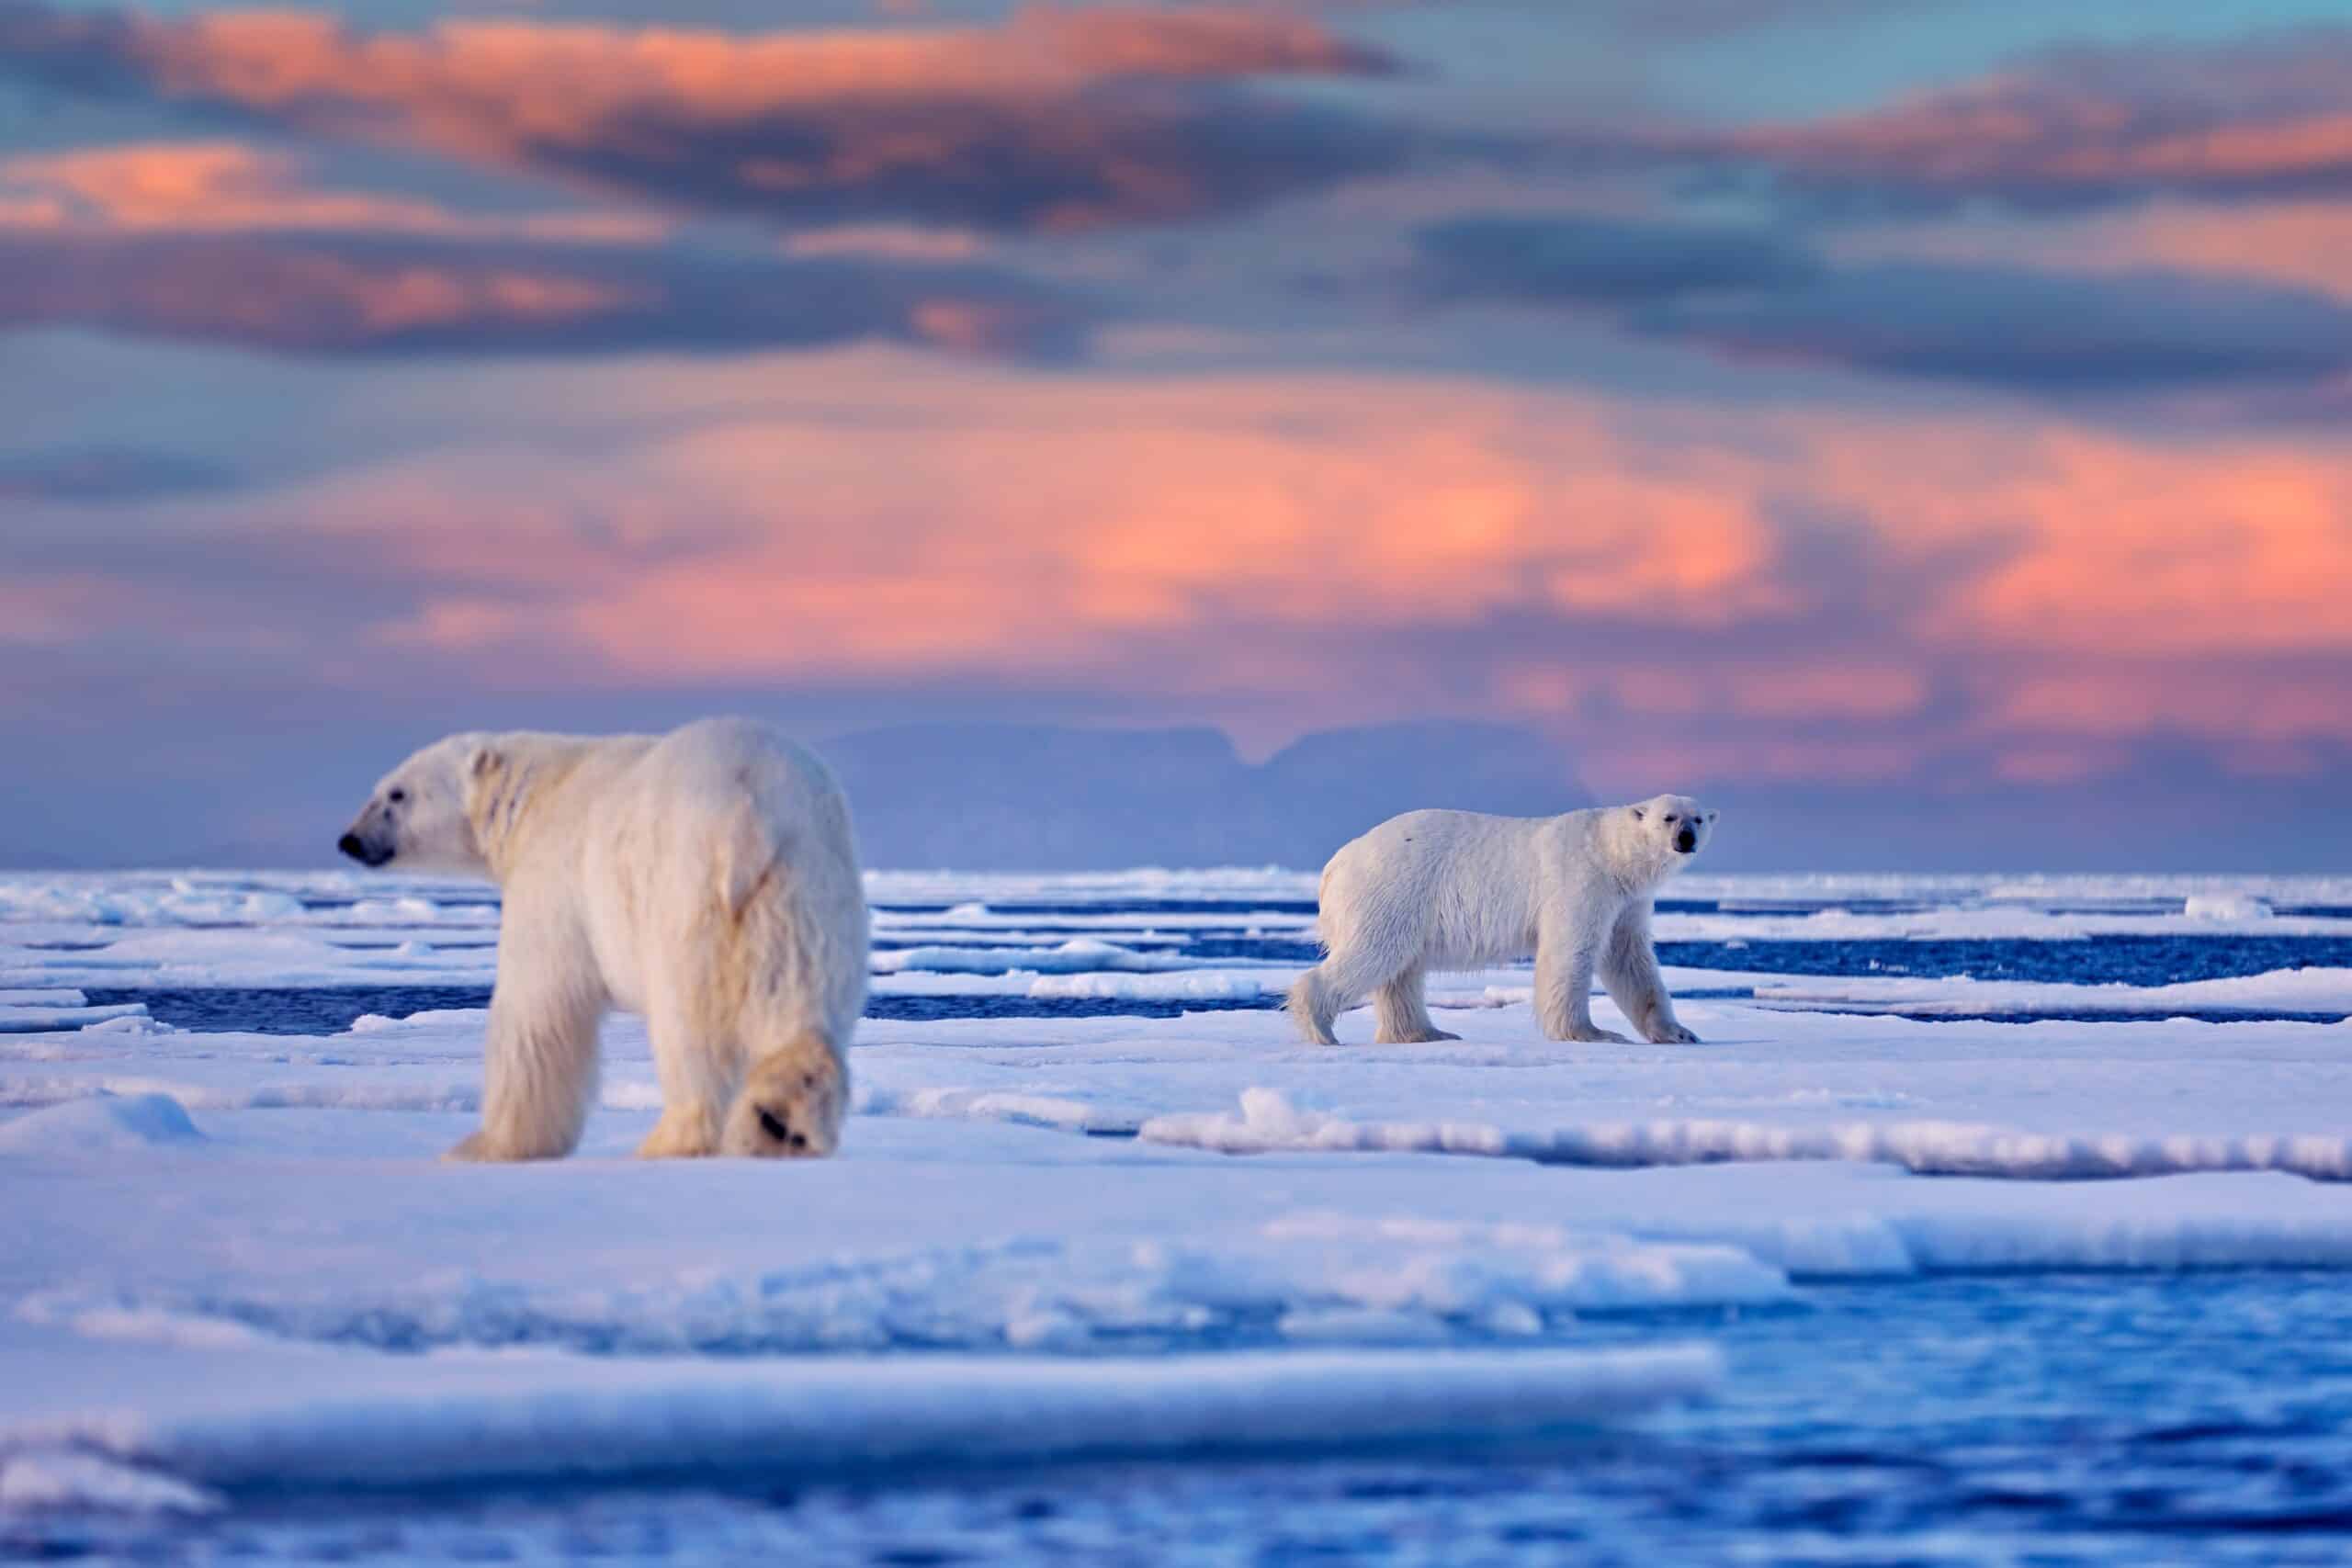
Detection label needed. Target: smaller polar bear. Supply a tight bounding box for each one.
[338,717,867,1162]
[1291,795,1716,1047]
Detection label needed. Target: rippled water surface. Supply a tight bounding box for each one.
[17,1273,2352,1566]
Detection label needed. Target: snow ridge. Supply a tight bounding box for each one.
[1140,1089,2352,1182]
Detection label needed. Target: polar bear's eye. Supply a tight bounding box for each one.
[387,788,407,806]
[1665,814,1678,824]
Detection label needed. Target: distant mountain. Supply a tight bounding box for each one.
[821,720,1590,870]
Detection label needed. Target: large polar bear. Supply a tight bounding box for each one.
[337,717,868,1162]
[1290,795,1716,1047]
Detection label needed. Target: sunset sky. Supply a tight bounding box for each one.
[3,0,2349,867]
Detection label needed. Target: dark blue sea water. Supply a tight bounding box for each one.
[1658,934,2352,987]
[85,929,2352,1034]
[83,986,1294,1034]
[17,1273,2352,1566]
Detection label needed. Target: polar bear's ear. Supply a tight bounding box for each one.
[466,745,508,809]
[1629,807,1645,821]
[1706,809,1720,823]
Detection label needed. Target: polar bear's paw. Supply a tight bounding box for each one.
[442,1128,564,1162]
[1561,1025,1632,1045]
[638,1104,722,1159]
[722,1041,844,1158]
[1647,1022,1702,1045]
[1374,1027,1462,1044]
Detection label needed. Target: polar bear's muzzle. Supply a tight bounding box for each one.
[1674,827,1698,853]
[338,829,394,868]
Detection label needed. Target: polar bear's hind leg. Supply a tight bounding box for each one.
[1373,964,1459,1044]
[1287,968,1340,1044]
[722,1037,844,1157]
[1289,942,1398,1046]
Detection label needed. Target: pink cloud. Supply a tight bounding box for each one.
[1733,28,2352,205]
[0,140,663,242]
[0,4,1401,231]
[0,577,122,648]
[0,222,1084,357]
[1831,198,2352,303]
[68,354,2330,761]
[11,350,2347,786]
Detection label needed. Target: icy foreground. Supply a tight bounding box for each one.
[0,1325,1719,1510]
[3,869,2351,1510]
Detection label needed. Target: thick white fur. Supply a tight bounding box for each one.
[1289,794,1716,1047]
[339,717,868,1162]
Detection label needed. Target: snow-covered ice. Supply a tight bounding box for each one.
[0,1094,201,1156]
[1747,964,2352,1019]
[7,868,2347,995]
[0,1322,1721,1494]
[4,867,2351,1515]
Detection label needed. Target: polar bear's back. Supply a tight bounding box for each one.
[1316,808,1565,969]
[577,719,867,1042]
[633,718,864,927]
[636,719,855,863]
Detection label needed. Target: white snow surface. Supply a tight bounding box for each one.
[0,1093,201,1156]
[5,867,2352,1507]
[1748,965,2352,1018]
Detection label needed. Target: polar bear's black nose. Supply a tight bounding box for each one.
[337,832,365,861]
[1675,828,1697,853]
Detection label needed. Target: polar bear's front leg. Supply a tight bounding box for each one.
[1599,900,1698,1044]
[1534,912,1628,1044]
[448,907,607,1162]
[637,1102,723,1160]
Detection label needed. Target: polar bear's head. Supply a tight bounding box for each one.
[1627,794,1717,867]
[336,733,498,876]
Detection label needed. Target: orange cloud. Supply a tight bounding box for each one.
[263,352,2347,681]
[1922,434,2352,656]
[0,140,663,242]
[17,350,2348,782]
[0,4,1400,231]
